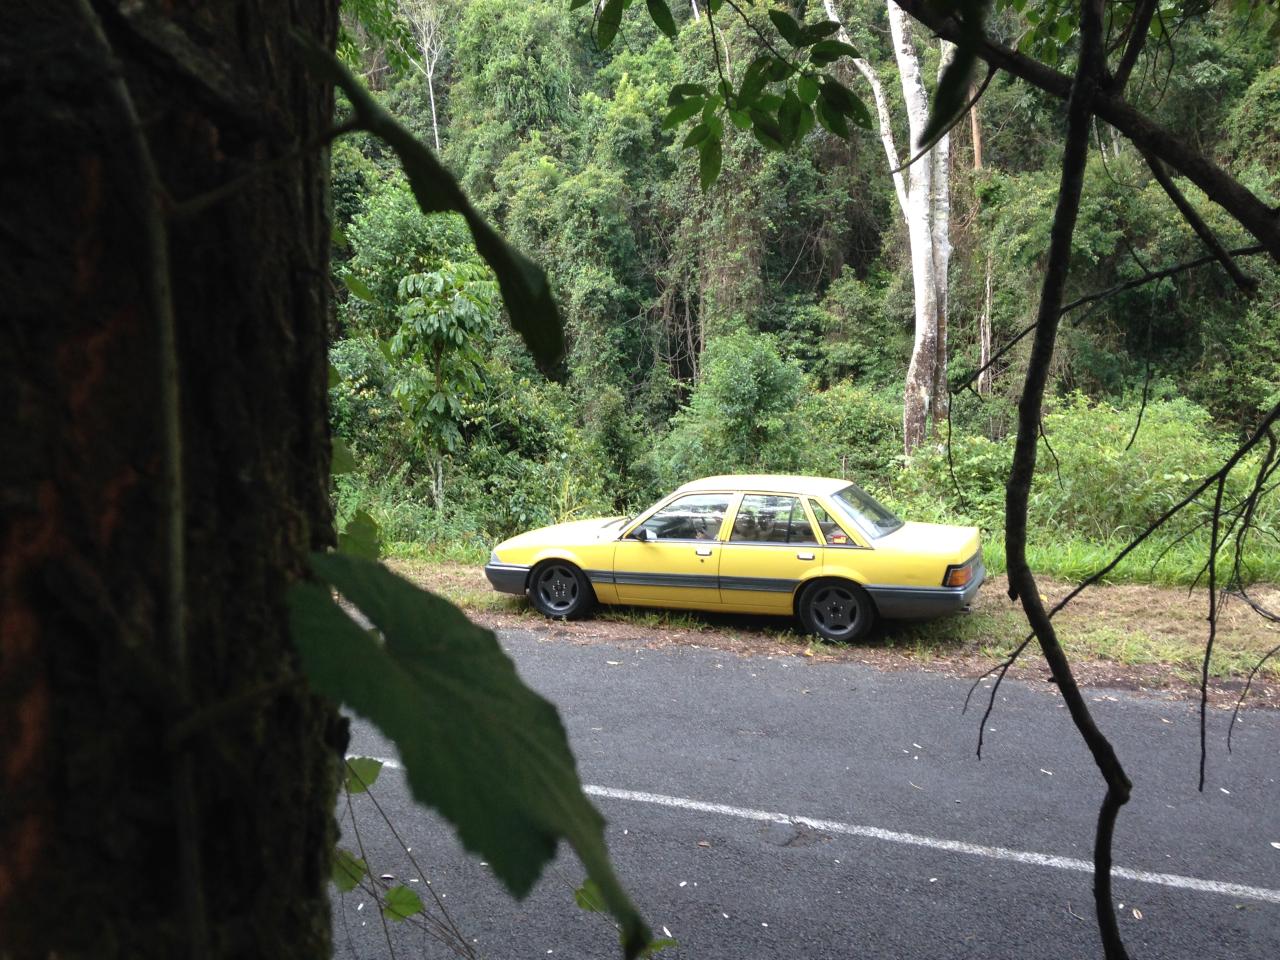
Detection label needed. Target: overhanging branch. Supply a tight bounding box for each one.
[890,0,1280,260]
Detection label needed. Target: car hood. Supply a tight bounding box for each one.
[496,516,629,552]
[875,521,981,563]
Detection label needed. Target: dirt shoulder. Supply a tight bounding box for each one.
[390,559,1280,710]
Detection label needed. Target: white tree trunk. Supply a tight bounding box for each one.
[978,251,993,397]
[930,41,956,425]
[823,0,953,454]
[401,0,445,151]
[888,3,939,452]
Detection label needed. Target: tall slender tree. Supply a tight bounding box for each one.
[824,0,955,453]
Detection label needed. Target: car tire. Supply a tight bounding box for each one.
[798,578,876,642]
[528,561,595,620]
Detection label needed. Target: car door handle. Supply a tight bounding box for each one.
[796,552,815,561]
[695,547,713,557]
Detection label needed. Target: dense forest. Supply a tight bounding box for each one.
[329,0,1279,581]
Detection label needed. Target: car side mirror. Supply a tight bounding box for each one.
[633,527,655,542]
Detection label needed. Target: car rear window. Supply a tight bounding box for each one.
[830,484,903,538]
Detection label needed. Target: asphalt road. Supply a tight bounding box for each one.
[333,627,1280,960]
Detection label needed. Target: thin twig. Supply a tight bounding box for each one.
[1039,420,1064,490]
[344,784,398,960]
[345,762,474,957]
[1141,147,1257,294]
[951,244,1268,396]
[1226,631,1280,754]
[1043,400,1280,623]
[1199,477,1226,791]
[1124,309,1155,452]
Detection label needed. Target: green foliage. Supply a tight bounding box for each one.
[894,393,1276,547]
[332,848,369,893]
[382,885,425,922]
[290,554,649,955]
[654,331,806,486]
[329,0,1280,596]
[392,260,499,456]
[343,756,385,794]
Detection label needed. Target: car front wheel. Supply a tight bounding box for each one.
[798,579,876,642]
[529,561,595,620]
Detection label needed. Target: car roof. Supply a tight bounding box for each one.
[673,475,851,497]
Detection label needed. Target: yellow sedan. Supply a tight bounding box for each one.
[484,475,983,641]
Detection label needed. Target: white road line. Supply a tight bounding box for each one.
[353,758,1280,905]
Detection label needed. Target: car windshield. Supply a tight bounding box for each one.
[830,483,903,538]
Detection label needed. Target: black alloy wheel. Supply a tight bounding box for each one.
[529,561,594,620]
[799,579,876,642]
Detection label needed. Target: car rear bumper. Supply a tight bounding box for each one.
[484,562,530,595]
[865,560,985,619]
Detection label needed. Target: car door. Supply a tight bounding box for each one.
[718,494,822,613]
[611,493,730,608]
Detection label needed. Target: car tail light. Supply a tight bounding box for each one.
[943,563,973,588]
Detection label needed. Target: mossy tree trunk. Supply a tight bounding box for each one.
[0,2,342,958]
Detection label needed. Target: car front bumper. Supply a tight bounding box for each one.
[484,562,530,595]
[866,559,986,620]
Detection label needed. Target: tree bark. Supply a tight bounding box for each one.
[0,2,342,958]
[827,0,952,453]
[888,3,940,452]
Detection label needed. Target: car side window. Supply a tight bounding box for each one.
[635,494,730,540]
[808,500,851,545]
[730,495,819,545]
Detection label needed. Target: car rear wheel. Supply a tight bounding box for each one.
[529,561,595,620]
[798,579,876,642]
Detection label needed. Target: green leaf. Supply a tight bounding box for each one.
[809,39,860,65]
[797,74,819,105]
[331,223,348,249]
[338,510,380,561]
[646,0,678,38]
[342,273,376,303]
[574,878,607,913]
[661,97,704,129]
[738,54,773,103]
[383,885,423,922]
[796,102,816,140]
[799,20,841,45]
[749,110,785,151]
[666,82,707,106]
[768,9,801,46]
[331,437,356,475]
[332,848,367,893]
[778,91,803,147]
[288,555,650,957]
[820,77,871,129]
[598,0,625,48]
[295,38,563,374]
[569,0,592,9]
[344,756,384,794]
[728,109,752,131]
[682,122,711,149]
[698,135,722,191]
[816,96,850,139]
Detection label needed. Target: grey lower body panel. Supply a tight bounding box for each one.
[865,562,985,619]
[484,562,529,595]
